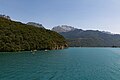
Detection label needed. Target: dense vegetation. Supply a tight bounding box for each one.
[0,17,68,52]
[60,29,120,47]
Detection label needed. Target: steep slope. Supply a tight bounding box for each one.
[0,18,68,52]
[61,30,120,47]
[53,26,120,47]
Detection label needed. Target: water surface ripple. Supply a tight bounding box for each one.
[0,48,120,80]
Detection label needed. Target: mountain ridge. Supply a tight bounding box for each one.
[52,25,77,33]
[27,22,45,28]
[0,17,68,52]
[52,25,120,47]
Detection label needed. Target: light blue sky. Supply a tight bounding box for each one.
[0,0,120,33]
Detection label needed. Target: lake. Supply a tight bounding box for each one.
[0,48,120,80]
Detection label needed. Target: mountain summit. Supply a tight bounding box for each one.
[52,25,77,33]
[0,14,10,20]
[52,25,120,47]
[27,22,44,28]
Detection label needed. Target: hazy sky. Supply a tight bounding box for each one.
[0,0,120,33]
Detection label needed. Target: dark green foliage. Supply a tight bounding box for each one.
[0,18,67,52]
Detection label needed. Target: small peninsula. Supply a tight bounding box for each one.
[0,16,68,52]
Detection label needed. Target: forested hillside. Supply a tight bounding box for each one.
[0,17,68,52]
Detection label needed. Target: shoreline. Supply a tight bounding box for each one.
[0,47,119,52]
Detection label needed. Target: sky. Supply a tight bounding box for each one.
[0,0,120,33]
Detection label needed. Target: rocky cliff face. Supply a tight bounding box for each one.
[0,14,11,20]
[52,25,77,33]
[51,43,68,50]
[27,22,44,28]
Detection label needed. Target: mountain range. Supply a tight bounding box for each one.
[52,25,120,47]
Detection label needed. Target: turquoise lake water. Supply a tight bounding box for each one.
[0,48,120,80]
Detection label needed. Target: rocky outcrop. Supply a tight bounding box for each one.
[52,25,77,33]
[0,14,11,20]
[27,22,44,28]
[51,44,68,50]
